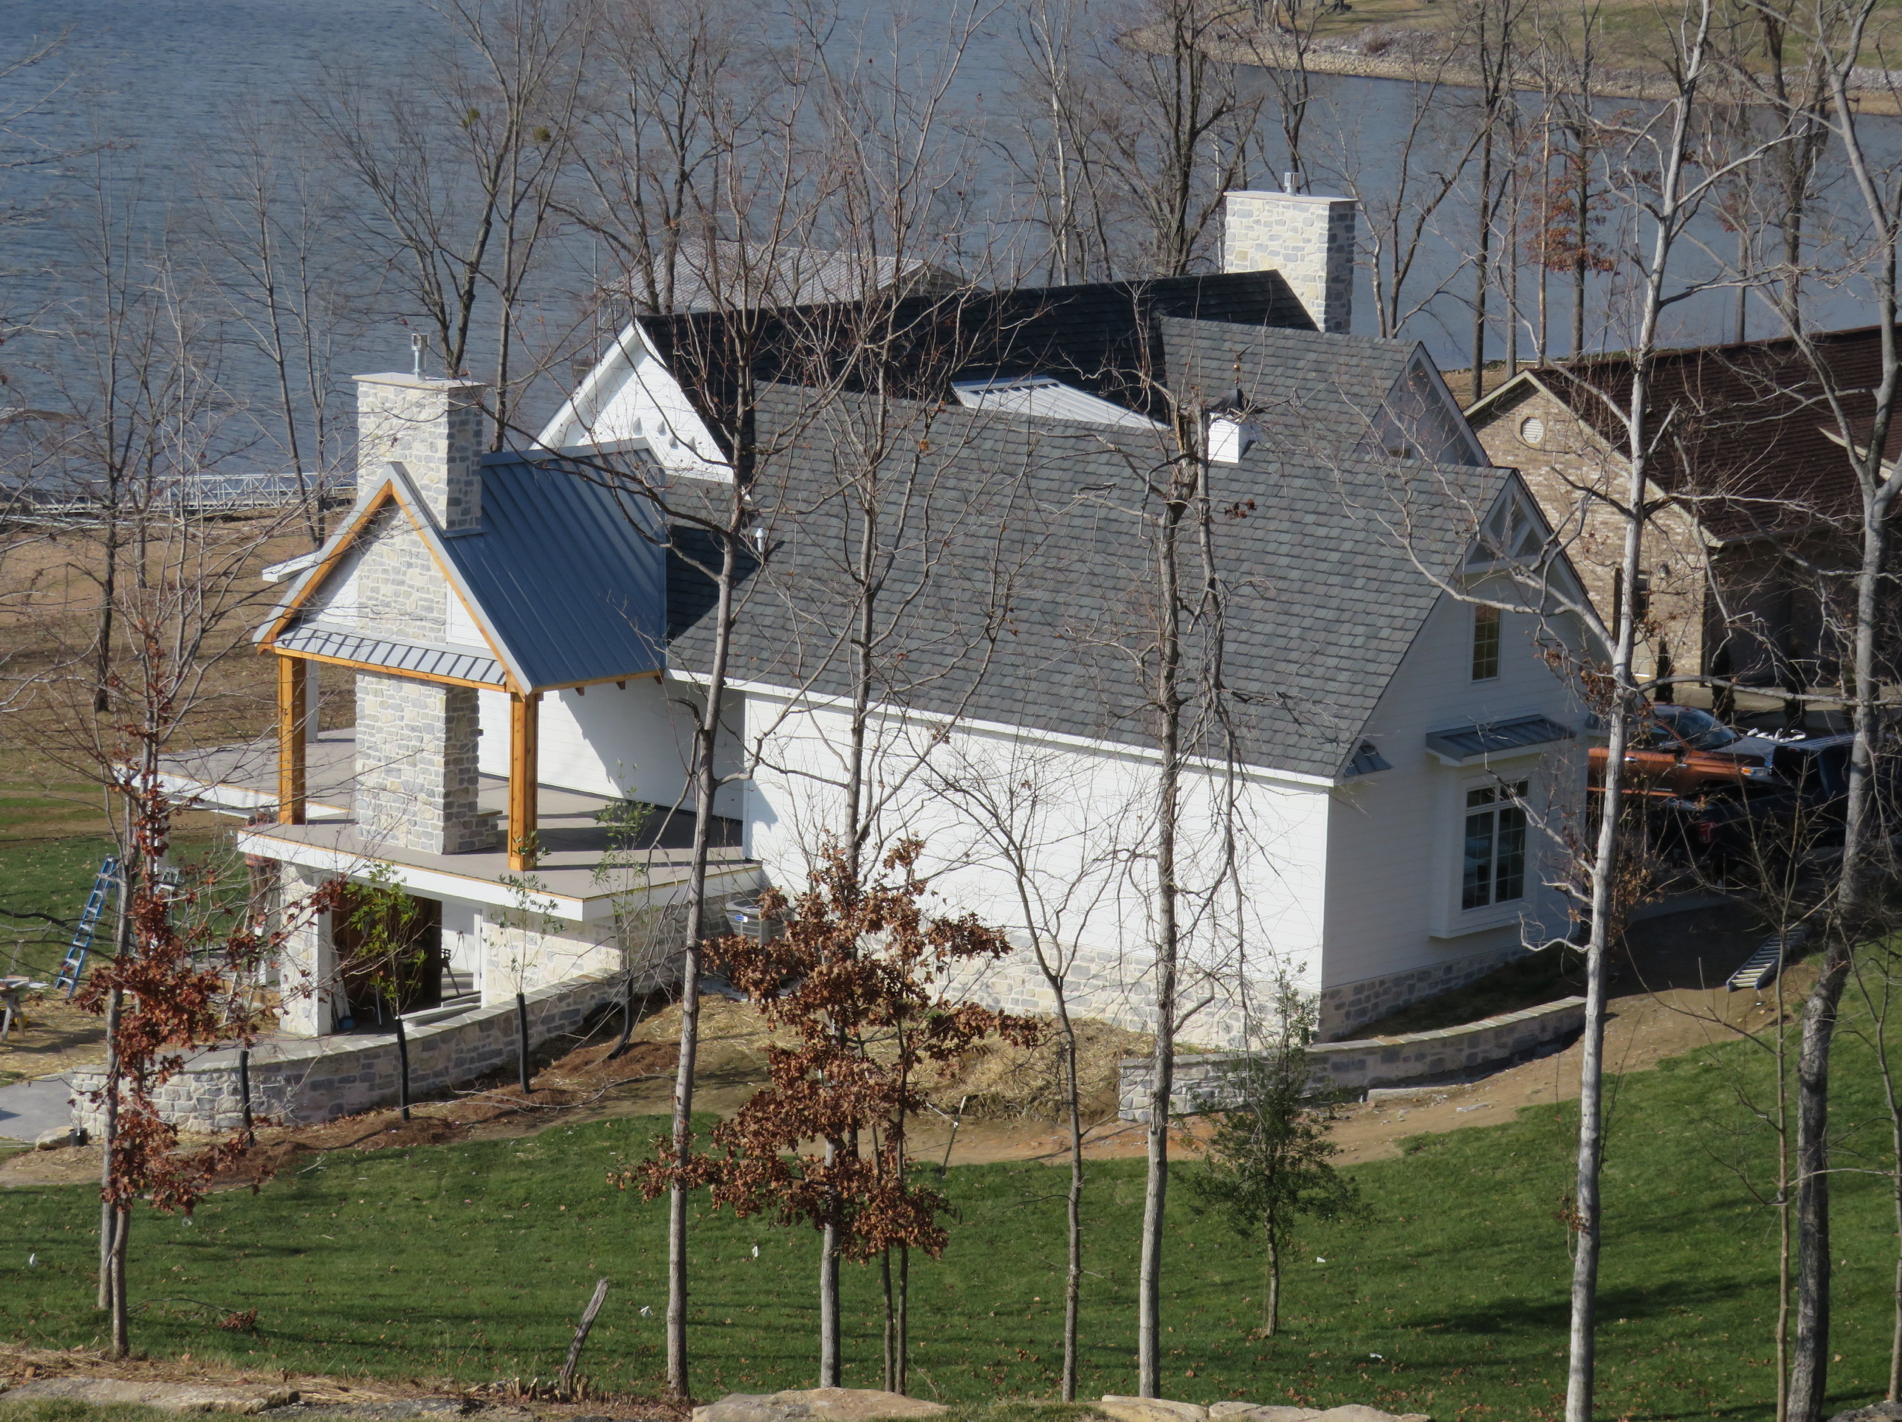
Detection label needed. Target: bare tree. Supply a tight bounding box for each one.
[194,100,358,545]
[1542,14,1784,1416]
[1017,0,1267,279]
[310,0,591,442]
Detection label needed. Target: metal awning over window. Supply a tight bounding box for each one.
[1425,714,1574,766]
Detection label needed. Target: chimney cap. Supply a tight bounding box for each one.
[1224,188,1353,205]
[353,372,488,391]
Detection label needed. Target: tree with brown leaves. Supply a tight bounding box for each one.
[633,839,1039,1388]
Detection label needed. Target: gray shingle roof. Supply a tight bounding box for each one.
[667,383,1511,781]
[1160,319,1418,460]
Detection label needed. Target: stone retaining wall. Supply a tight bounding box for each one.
[69,970,632,1136]
[1118,995,1587,1119]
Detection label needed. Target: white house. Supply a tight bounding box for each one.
[159,189,1594,1097]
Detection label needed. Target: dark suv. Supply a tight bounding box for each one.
[1665,734,1896,875]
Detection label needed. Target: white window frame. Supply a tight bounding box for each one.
[1471,603,1502,682]
[1431,768,1541,938]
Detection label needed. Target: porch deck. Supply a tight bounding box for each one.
[161,729,762,923]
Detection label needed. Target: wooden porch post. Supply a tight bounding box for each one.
[509,691,541,870]
[276,655,308,825]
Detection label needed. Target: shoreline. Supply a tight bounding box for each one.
[1185,27,1902,116]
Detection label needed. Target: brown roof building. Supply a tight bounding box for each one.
[1466,325,1901,705]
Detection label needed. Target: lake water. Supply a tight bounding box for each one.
[0,0,1889,433]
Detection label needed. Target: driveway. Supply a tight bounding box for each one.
[0,1075,76,1144]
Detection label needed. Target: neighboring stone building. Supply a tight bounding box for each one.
[1467,328,1902,704]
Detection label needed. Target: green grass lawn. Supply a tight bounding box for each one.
[2,1015,1899,1418]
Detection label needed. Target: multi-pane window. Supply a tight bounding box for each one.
[1462,781,1528,910]
[1471,604,1501,681]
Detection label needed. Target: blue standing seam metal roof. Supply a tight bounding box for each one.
[1425,714,1576,764]
[432,452,668,691]
[275,623,506,686]
[259,450,668,693]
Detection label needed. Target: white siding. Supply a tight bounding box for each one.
[538,327,727,477]
[1321,587,1586,990]
[445,591,488,650]
[742,690,1332,1010]
[477,674,743,815]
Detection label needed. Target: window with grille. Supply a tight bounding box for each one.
[1462,781,1528,910]
[1472,604,1501,681]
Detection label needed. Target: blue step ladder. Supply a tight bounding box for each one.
[55,857,120,999]
[1728,926,1809,993]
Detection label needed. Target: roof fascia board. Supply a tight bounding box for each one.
[255,477,404,647]
[1464,368,1552,422]
[689,670,1340,791]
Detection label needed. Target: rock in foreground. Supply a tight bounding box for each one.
[1829,1405,1902,1422]
[1,1378,299,1414]
[1111,1399,1429,1422]
[693,1388,948,1422]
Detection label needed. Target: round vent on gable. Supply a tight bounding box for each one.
[1518,415,1546,447]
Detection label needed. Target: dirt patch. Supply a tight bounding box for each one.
[0,993,114,1083]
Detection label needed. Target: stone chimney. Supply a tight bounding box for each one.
[350,372,497,857]
[355,374,488,532]
[1222,190,1357,335]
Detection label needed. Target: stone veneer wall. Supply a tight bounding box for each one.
[1316,942,1530,1039]
[1118,995,1586,1118]
[943,941,1275,1050]
[945,938,1532,1048]
[1469,382,1707,687]
[1221,191,1356,333]
[355,375,486,533]
[354,670,492,854]
[70,969,663,1137]
[356,504,446,643]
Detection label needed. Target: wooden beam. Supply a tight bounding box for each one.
[276,655,309,825]
[509,691,541,870]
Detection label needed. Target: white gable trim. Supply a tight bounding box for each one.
[537,321,729,475]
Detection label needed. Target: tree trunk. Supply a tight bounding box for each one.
[897,1244,909,1396]
[1790,958,1844,1422]
[516,990,532,1093]
[821,1144,842,1387]
[1139,458,1192,1399]
[1791,498,1890,1422]
[1063,1010,1085,1401]
[666,472,745,1402]
[96,985,121,1311]
[882,1246,896,1392]
[108,1203,130,1358]
[1264,1220,1280,1338]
